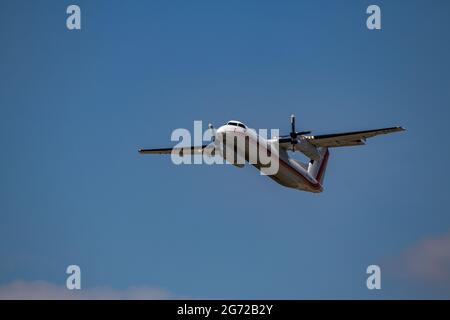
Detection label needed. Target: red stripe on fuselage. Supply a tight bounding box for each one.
[315,149,329,183]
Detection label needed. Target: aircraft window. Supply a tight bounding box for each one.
[228,122,237,126]
[237,123,246,129]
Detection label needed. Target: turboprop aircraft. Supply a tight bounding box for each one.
[139,115,405,193]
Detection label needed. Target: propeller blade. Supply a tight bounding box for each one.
[278,115,312,152]
[290,115,297,140]
[208,123,215,142]
[291,114,296,134]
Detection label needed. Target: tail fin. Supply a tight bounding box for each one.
[307,147,329,185]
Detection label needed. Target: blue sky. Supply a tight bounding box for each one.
[1,0,450,299]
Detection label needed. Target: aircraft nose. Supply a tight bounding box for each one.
[216,126,226,134]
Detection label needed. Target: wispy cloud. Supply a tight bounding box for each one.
[386,230,450,288]
[0,281,176,300]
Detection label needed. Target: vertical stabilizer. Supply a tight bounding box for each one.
[307,147,329,185]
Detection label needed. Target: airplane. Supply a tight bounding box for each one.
[138,115,405,193]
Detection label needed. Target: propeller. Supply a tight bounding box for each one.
[280,114,311,152]
[208,123,215,142]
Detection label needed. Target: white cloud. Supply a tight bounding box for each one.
[0,281,175,300]
[387,230,450,287]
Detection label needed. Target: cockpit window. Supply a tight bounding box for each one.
[227,121,247,129]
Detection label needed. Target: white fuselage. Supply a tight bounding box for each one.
[216,123,323,193]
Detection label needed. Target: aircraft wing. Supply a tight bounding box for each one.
[139,145,212,155]
[303,126,405,148]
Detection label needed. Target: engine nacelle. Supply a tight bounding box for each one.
[294,138,320,161]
